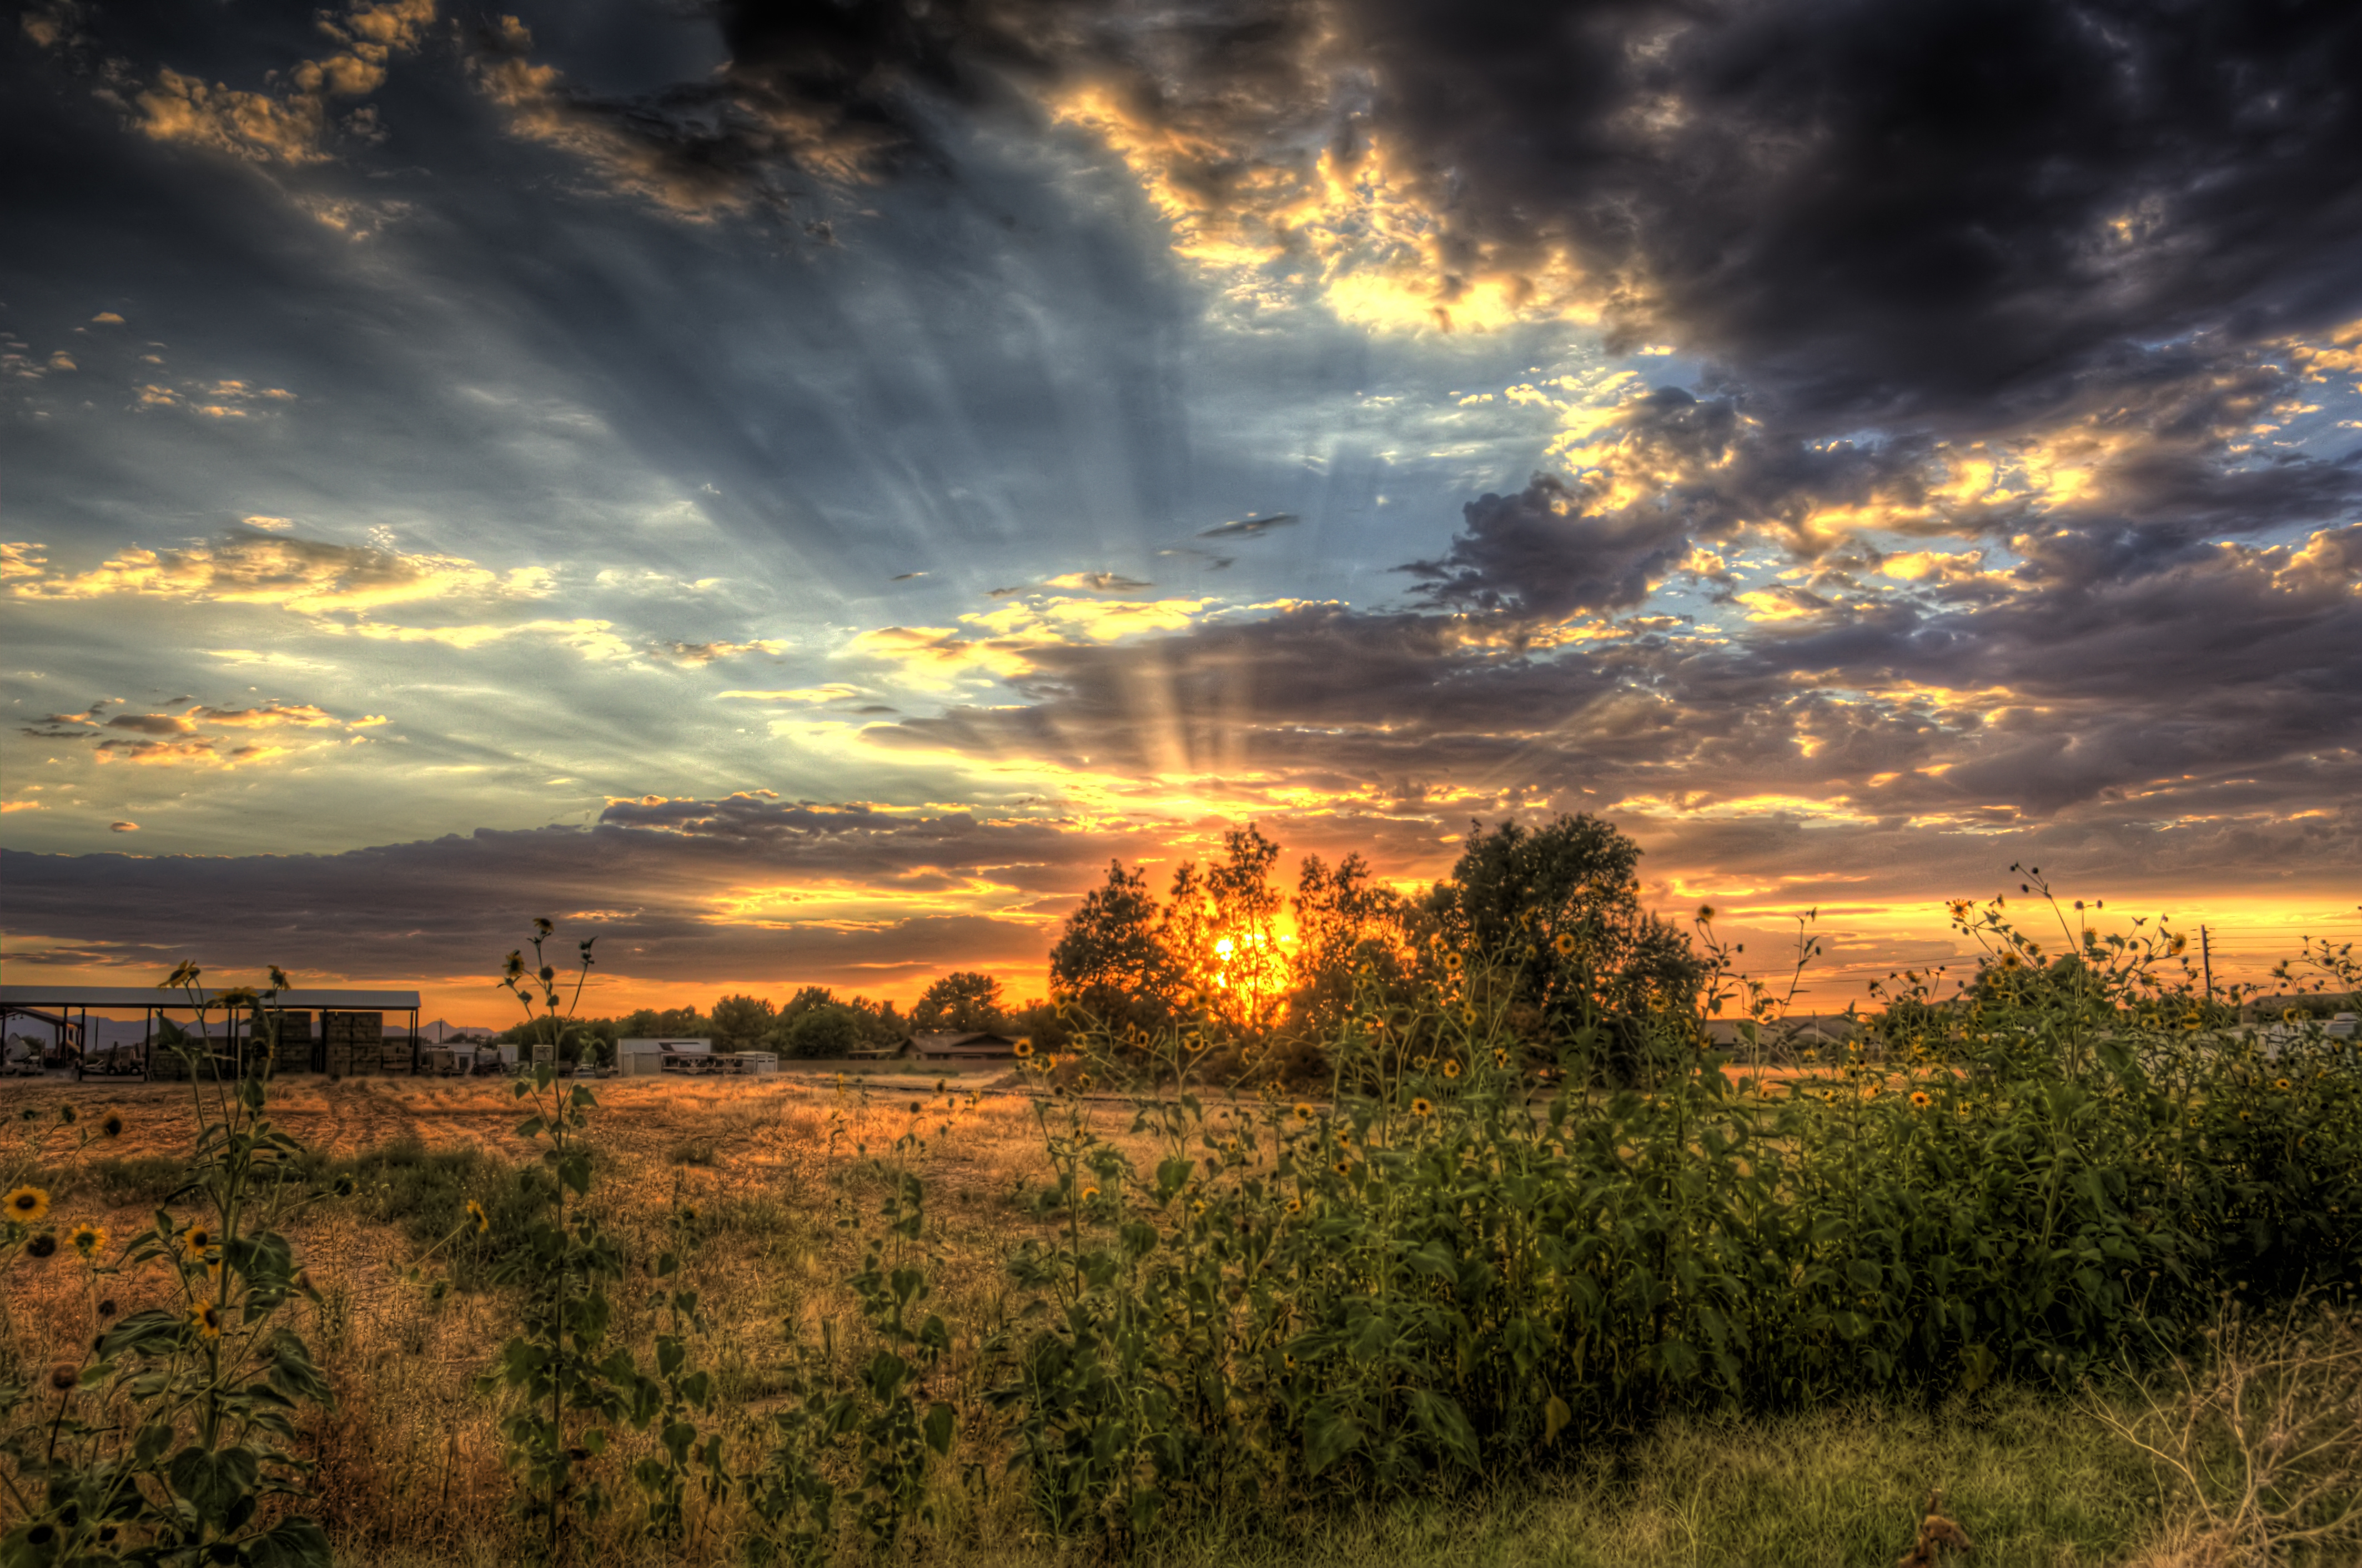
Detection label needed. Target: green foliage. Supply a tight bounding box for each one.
[745,1166,956,1561]
[1050,861,1182,1030]
[1425,815,1705,1083]
[775,1006,865,1061]
[0,968,336,1567]
[981,876,2362,1546]
[911,973,1008,1036]
[711,994,777,1053]
[471,922,955,1565]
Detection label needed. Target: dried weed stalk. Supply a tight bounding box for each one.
[2095,1298,2362,1565]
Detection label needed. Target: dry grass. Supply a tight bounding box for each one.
[4,1072,2340,1565]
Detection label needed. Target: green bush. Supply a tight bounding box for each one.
[978,878,2362,1544]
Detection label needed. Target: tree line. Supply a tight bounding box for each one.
[504,814,1708,1076]
[496,971,1023,1062]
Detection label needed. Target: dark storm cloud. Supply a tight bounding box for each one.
[520,1,2362,429]
[1346,0,2362,428]
[0,798,1155,984]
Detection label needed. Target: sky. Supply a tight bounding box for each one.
[4,0,2361,1027]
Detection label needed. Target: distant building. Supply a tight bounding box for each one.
[1702,1013,1863,1052]
[908,1031,1026,1062]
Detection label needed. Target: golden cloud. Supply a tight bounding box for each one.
[134,0,434,165]
[14,533,552,616]
[1049,83,1590,333]
[190,703,340,728]
[657,638,790,665]
[843,626,1040,690]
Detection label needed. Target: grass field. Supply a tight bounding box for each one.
[6,1069,2334,1565]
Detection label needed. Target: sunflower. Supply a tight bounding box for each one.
[189,1301,223,1340]
[1909,1091,1932,1109]
[1184,1036,1206,1054]
[1079,1186,1100,1204]
[2274,1078,2292,1093]
[1695,904,1717,923]
[1553,932,1577,957]
[182,1227,213,1262]
[1443,952,1464,973]
[1522,945,1538,961]
[1410,1097,1434,1120]
[2284,1008,2304,1023]
[3,1185,51,1225]
[1493,1048,1509,1068]
[1442,1059,1461,1079]
[465,1199,489,1235]
[1332,1159,1353,1178]
[1013,1039,1033,1058]
[1293,1103,1314,1123]
[68,1223,107,1256]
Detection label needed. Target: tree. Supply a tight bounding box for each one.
[779,1004,864,1058]
[1428,815,1704,1083]
[913,972,1007,1034]
[1160,824,1289,1034]
[709,993,776,1052]
[1051,861,1173,1000]
[1288,851,1424,1036]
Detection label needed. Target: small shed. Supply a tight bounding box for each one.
[909,1031,1027,1062]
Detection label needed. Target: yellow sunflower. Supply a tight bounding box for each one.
[1442,1059,1461,1079]
[465,1199,489,1235]
[3,1185,51,1225]
[182,1227,213,1262]
[1410,1097,1434,1119]
[1293,1103,1314,1123]
[1079,1186,1099,1204]
[1443,951,1464,973]
[1013,1039,1033,1058]
[1286,1197,1303,1214]
[1909,1091,1932,1109]
[1553,932,1576,957]
[189,1301,223,1340]
[69,1223,107,1256]
[1695,904,1717,923]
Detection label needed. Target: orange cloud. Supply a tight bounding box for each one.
[134,0,434,165]
[14,532,552,616]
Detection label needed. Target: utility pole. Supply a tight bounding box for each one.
[2201,925,2214,1005]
